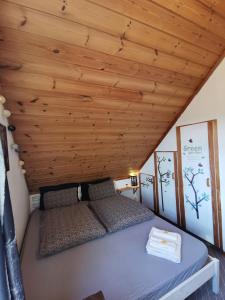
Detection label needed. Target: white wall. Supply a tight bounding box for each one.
[141,57,225,250]
[0,114,29,250]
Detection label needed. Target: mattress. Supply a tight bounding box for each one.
[21,210,208,300]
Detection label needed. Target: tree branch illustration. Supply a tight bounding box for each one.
[184,167,209,219]
[157,156,171,211]
[141,175,153,188]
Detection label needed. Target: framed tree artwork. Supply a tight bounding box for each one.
[139,173,156,211]
[183,166,209,220]
[176,120,222,249]
[154,151,180,225]
[0,124,9,171]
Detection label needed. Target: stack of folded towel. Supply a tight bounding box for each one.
[146,227,181,263]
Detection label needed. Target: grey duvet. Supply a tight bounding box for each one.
[40,204,106,256]
[22,210,208,300]
[89,195,154,232]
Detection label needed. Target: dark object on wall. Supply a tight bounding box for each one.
[130,175,138,186]
[0,124,9,171]
[8,125,16,132]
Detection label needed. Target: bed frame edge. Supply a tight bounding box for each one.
[160,255,219,300]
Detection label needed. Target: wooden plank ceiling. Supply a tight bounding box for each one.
[0,0,225,192]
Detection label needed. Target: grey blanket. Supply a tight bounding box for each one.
[89,195,154,232]
[39,204,106,256]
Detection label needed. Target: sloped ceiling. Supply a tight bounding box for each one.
[0,0,225,192]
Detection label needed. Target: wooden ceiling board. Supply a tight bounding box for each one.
[3,86,187,108]
[4,0,219,66]
[3,96,180,122]
[0,52,194,97]
[199,0,225,19]
[85,0,225,54]
[152,0,225,40]
[0,28,201,89]
[0,1,210,77]
[0,0,224,192]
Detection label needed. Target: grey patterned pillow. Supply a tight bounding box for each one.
[90,195,154,233]
[88,179,116,201]
[40,204,106,257]
[43,187,78,210]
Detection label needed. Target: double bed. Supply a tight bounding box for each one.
[21,180,219,300]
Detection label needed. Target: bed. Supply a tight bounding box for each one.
[21,206,213,300]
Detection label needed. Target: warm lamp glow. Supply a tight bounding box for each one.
[129,170,139,177]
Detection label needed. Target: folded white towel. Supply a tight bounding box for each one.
[146,227,181,263]
[150,227,179,243]
[149,237,177,253]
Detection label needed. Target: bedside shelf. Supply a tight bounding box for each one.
[116,185,139,194]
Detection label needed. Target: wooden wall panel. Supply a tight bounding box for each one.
[0,0,224,191]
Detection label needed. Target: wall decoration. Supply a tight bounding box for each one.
[0,124,9,171]
[155,155,171,211]
[130,175,138,186]
[184,166,209,219]
[177,120,222,248]
[154,151,179,224]
[139,173,155,211]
